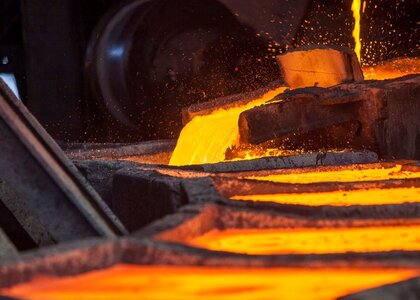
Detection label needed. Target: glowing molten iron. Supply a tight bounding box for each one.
[187,225,420,255]
[169,86,286,165]
[362,57,420,80]
[351,0,362,61]
[247,164,420,183]
[3,265,418,300]
[233,164,420,205]
[231,187,420,206]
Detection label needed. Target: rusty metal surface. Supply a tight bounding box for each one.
[239,75,420,159]
[0,79,127,246]
[112,168,186,232]
[180,150,378,173]
[64,140,176,161]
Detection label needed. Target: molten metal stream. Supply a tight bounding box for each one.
[3,265,417,300]
[247,165,420,184]
[169,86,286,165]
[351,0,362,61]
[187,225,420,255]
[231,187,420,206]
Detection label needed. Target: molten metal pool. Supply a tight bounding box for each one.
[186,225,420,255]
[246,164,420,184]
[2,265,418,300]
[231,187,420,206]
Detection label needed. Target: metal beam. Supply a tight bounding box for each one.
[0,79,127,243]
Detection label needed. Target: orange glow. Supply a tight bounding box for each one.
[277,47,364,88]
[227,147,296,161]
[2,265,418,300]
[169,86,286,166]
[231,187,420,206]
[362,57,420,80]
[187,225,420,255]
[247,165,420,184]
[116,152,172,165]
[351,0,362,61]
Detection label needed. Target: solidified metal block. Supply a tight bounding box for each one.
[276,45,364,89]
[112,169,187,232]
[182,150,378,173]
[180,177,222,204]
[238,87,362,145]
[77,162,219,231]
[73,160,140,212]
[339,276,420,300]
[239,75,420,159]
[0,79,127,244]
[65,140,175,165]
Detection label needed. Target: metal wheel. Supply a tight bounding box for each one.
[86,0,279,140]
